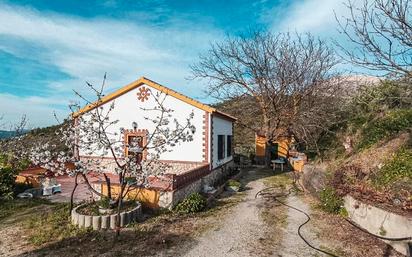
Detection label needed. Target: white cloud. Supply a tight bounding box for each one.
[0,93,68,128]
[273,0,361,34]
[0,3,223,127]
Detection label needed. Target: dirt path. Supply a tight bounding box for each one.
[181,169,329,257]
[0,225,35,257]
[183,170,270,257]
[276,194,321,257]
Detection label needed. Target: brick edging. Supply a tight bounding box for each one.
[202,111,209,163]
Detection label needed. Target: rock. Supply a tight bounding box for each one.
[301,164,327,196]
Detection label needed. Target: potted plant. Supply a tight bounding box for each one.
[97,197,112,214]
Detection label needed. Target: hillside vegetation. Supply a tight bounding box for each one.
[0,123,64,199]
[318,81,412,215]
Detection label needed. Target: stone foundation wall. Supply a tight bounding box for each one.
[158,160,234,209]
[202,161,234,188]
[91,160,235,210]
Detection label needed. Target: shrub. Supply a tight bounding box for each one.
[227,179,241,188]
[351,81,412,114]
[0,154,31,199]
[357,109,412,149]
[13,182,33,195]
[373,147,412,186]
[97,196,111,209]
[319,186,344,214]
[174,193,207,214]
[0,167,17,200]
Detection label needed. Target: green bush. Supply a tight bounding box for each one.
[357,109,412,149]
[174,193,207,214]
[319,186,344,214]
[227,179,241,188]
[373,147,412,186]
[351,81,412,114]
[96,196,111,209]
[0,166,17,200]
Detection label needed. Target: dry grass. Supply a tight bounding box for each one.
[254,169,292,256]
[0,185,246,257]
[304,194,404,257]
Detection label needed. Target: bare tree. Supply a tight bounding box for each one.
[191,31,340,165]
[30,75,196,235]
[336,0,412,79]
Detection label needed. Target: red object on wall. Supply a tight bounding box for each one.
[137,87,151,102]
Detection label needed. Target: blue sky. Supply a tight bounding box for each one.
[0,0,363,128]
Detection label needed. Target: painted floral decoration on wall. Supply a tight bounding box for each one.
[137,87,151,102]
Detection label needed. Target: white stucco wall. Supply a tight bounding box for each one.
[78,83,205,163]
[211,115,233,169]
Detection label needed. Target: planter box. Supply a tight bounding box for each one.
[72,202,142,230]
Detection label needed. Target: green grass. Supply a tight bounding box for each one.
[319,186,344,214]
[23,202,89,245]
[227,179,241,188]
[373,147,412,187]
[262,172,293,188]
[357,109,412,150]
[0,198,52,222]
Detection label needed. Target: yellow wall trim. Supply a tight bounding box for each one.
[72,76,236,121]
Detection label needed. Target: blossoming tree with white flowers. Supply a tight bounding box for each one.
[30,75,196,233]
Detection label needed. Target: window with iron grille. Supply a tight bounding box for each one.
[218,135,225,160]
[227,135,233,157]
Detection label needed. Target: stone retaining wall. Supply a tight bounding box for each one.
[301,165,412,256]
[344,195,412,256]
[71,202,142,230]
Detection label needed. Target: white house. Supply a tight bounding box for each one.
[73,77,236,208]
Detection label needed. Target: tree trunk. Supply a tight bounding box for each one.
[262,112,273,168]
[69,173,79,213]
[115,182,125,238]
[115,173,126,238]
[80,173,106,198]
[103,173,112,199]
[264,141,272,167]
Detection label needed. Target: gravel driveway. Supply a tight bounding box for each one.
[183,170,269,257]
